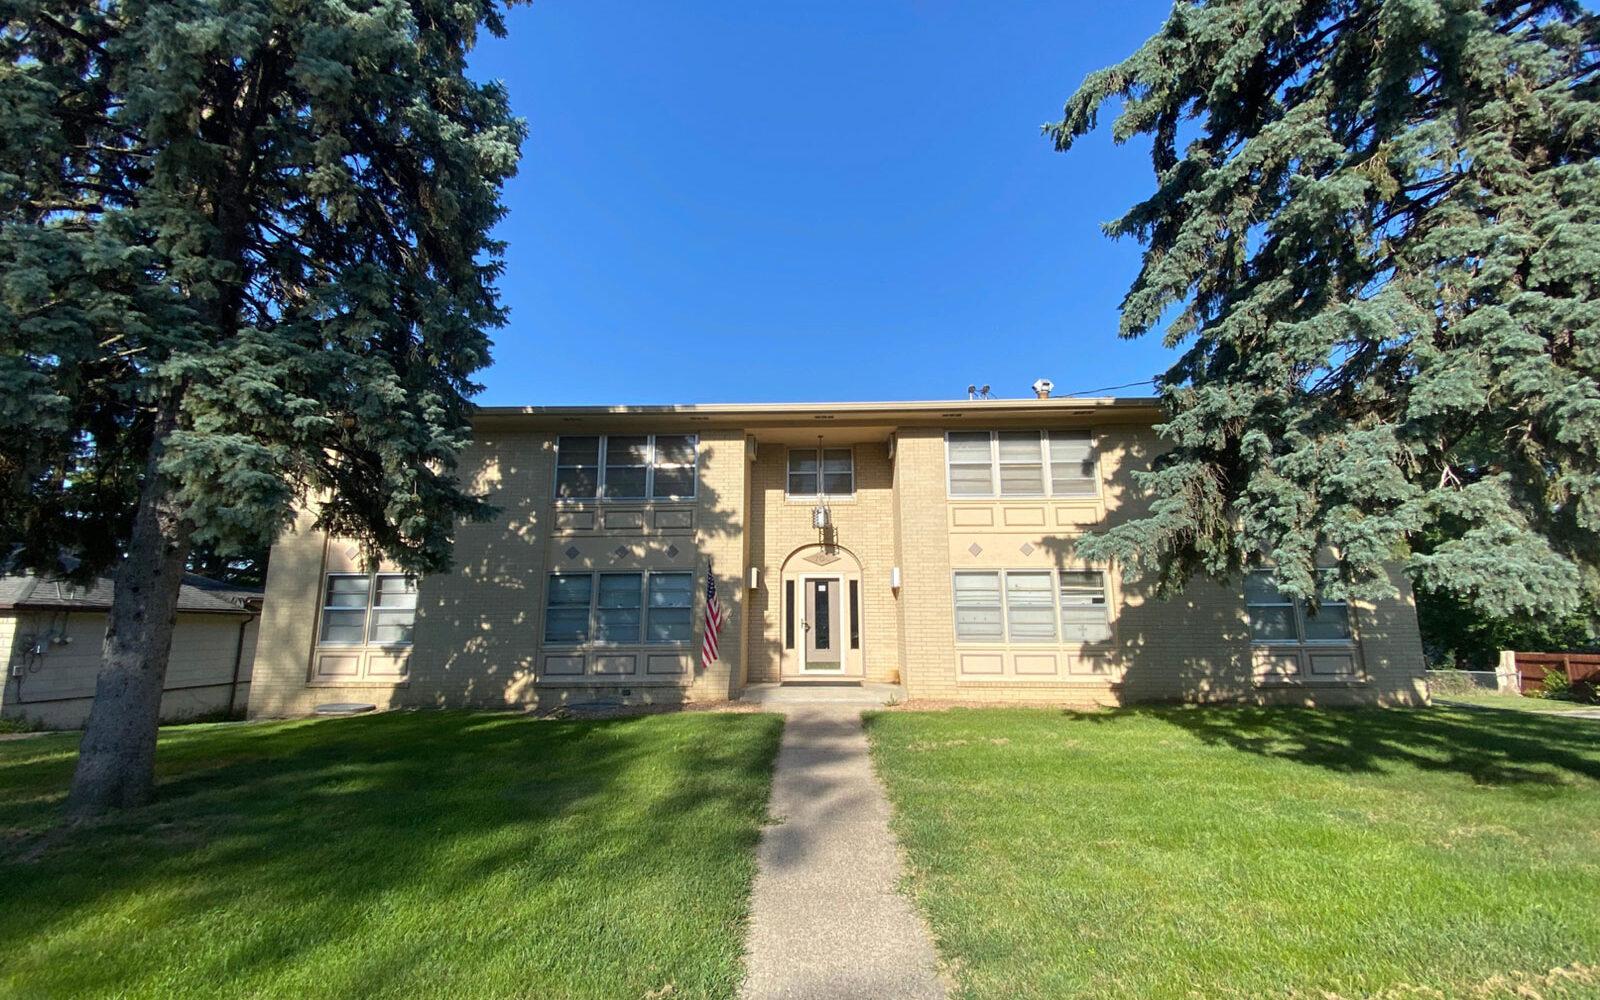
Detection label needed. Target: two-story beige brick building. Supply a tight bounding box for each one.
[249,396,1428,716]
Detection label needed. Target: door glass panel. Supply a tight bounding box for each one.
[812,581,831,650]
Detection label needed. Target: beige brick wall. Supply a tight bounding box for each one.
[252,426,748,716]
[745,441,900,683]
[252,405,1428,715]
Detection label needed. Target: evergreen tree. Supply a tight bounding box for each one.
[1050,0,1600,620]
[0,0,524,814]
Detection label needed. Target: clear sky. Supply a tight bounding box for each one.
[466,1,1182,407]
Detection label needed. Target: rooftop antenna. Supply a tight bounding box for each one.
[967,384,991,400]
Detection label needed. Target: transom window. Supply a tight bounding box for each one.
[1245,571,1353,644]
[787,447,854,497]
[544,571,695,645]
[953,569,1112,643]
[946,430,1096,498]
[555,435,698,501]
[319,573,418,646]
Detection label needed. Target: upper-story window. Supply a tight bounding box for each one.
[787,447,854,498]
[946,430,1096,498]
[1245,571,1353,644]
[555,434,698,501]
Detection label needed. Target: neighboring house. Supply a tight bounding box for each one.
[1,572,261,729]
[250,396,1429,716]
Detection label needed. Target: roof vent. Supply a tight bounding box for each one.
[1032,378,1055,399]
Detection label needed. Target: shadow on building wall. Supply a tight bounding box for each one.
[396,438,745,711]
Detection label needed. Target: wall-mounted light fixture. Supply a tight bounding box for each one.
[890,566,902,593]
[748,567,761,590]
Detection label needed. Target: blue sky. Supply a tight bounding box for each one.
[467,1,1181,406]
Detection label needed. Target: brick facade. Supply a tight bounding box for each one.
[249,399,1429,716]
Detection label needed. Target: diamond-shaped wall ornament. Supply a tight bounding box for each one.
[564,545,581,560]
[614,545,630,558]
[1019,542,1035,556]
[968,542,983,557]
[666,544,680,559]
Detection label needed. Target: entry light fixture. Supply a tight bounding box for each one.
[811,435,832,532]
[890,566,902,592]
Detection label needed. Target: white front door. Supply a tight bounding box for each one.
[799,575,845,674]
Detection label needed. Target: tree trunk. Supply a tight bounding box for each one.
[67,405,194,818]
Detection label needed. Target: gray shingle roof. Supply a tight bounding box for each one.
[0,571,260,615]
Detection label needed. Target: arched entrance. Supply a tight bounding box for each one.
[778,544,864,679]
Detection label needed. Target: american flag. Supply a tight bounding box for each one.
[701,570,723,665]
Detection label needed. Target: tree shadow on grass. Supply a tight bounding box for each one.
[1064,704,1600,787]
[0,710,783,1000]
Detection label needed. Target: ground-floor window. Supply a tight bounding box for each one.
[544,571,694,646]
[318,573,418,647]
[953,569,1111,644]
[1245,571,1352,644]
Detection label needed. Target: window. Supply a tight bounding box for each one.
[545,571,694,646]
[953,572,1005,641]
[652,435,697,499]
[954,569,1113,644]
[319,573,417,647]
[784,579,796,649]
[595,573,642,642]
[555,436,601,498]
[1059,571,1111,642]
[603,436,649,499]
[1049,431,1096,496]
[946,432,994,496]
[787,448,854,497]
[945,430,1099,498]
[544,575,593,643]
[1005,571,1056,641]
[849,579,860,650]
[555,434,698,500]
[647,572,694,642]
[997,432,1045,497]
[1246,571,1353,644]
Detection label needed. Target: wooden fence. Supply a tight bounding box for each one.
[1512,652,1600,695]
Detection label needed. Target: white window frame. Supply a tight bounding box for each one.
[952,568,1113,645]
[785,447,855,499]
[543,570,697,647]
[1058,570,1113,643]
[944,430,1099,499]
[554,434,698,502]
[318,572,417,648]
[1245,570,1355,645]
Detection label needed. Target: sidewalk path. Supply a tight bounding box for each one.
[740,705,947,1000]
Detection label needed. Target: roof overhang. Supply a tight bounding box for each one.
[472,397,1166,443]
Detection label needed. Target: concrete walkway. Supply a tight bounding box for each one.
[740,703,947,1000]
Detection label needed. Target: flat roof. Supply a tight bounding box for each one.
[473,397,1165,435]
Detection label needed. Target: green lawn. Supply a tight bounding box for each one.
[865,706,1600,1000]
[1435,691,1600,714]
[0,710,784,1000]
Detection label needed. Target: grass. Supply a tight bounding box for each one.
[0,710,784,1000]
[865,705,1600,1000]
[1437,692,1600,714]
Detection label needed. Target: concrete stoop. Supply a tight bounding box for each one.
[738,682,906,707]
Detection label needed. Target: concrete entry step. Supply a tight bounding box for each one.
[739,682,906,706]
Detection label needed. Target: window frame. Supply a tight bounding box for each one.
[318,572,417,649]
[785,446,856,499]
[543,570,699,648]
[944,430,1099,499]
[1245,570,1355,646]
[952,568,1114,645]
[554,434,698,502]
